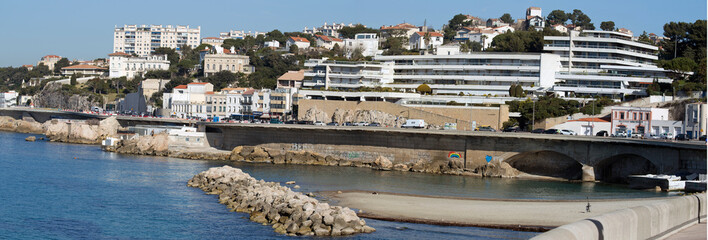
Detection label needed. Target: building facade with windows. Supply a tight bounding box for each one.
[108,52,170,79]
[37,55,62,71]
[544,30,671,98]
[684,103,707,139]
[342,33,382,57]
[203,53,251,77]
[113,24,200,56]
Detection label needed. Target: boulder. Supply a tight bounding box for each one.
[25,136,36,142]
[372,156,393,170]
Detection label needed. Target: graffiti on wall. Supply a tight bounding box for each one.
[448,151,462,159]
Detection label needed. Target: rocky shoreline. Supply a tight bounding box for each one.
[0,116,120,144]
[188,166,375,236]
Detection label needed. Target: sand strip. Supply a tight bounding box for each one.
[325,191,671,231]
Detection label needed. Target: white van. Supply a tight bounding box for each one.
[402,119,426,128]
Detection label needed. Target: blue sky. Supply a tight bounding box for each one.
[0,0,705,67]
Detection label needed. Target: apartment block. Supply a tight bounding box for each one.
[108,52,170,79]
[113,24,200,56]
[684,103,707,139]
[544,30,671,98]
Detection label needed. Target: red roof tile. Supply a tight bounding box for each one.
[415,32,443,37]
[43,55,61,59]
[108,52,131,56]
[315,35,342,42]
[288,36,310,42]
[380,23,417,30]
[61,64,107,70]
[174,85,188,89]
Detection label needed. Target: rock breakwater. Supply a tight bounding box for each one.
[43,117,120,144]
[188,166,375,236]
[0,116,44,134]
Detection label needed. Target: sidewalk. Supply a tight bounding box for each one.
[665,223,706,240]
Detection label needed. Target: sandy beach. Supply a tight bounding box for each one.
[327,191,671,230]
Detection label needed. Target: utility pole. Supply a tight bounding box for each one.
[532,99,535,130]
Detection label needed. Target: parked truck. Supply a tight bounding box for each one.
[401,119,426,128]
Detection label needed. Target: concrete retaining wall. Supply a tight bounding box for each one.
[532,194,707,240]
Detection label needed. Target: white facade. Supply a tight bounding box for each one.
[684,103,707,139]
[315,35,343,49]
[219,30,265,40]
[303,22,361,38]
[286,37,310,50]
[201,37,224,47]
[108,53,170,79]
[526,7,544,30]
[37,55,62,71]
[551,118,611,136]
[264,40,280,48]
[409,32,444,50]
[113,24,200,56]
[0,91,18,108]
[544,30,671,97]
[166,83,214,119]
[304,58,394,90]
[342,33,382,57]
[203,53,251,77]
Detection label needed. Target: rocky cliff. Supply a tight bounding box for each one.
[188,166,375,236]
[33,83,101,111]
[43,117,120,144]
[0,116,44,134]
[300,107,407,127]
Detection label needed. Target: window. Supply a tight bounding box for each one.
[633,113,637,120]
[619,112,624,119]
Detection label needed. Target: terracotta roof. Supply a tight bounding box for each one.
[188,82,209,85]
[174,85,188,89]
[61,64,107,70]
[528,7,541,10]
[415,32,443,37]
[223,49,231,54]
[205,91,215,95]
[203,37,222,40]
[108,52,131,56]
[222,87,248,91]
[288,36,310,42]
[43,55,61,59]
[243,89,256,95]
[380,23,417,30]
[315,35,342,42]
[22,65,33,68]
[569,117,611,123]
[277,70,305,81]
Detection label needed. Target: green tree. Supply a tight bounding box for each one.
[154,47,179,65]
[289,44,299,54]
[659,57,698,74]
[569,9,594,30]
[338,24,378,39]
[70,74,77,85]
[508,84,517,96]
[204,71,239,91]
[416,84,432,95]
[488,28,563,52]
[514,84,524,97]
[382,37,407,55]
[600,21,615,31]
[144,70,172,79]
[54,58,70,74]
[500,13,513,24]
[546,10,569,26]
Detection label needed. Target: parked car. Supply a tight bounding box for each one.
[675,134,690,141]
[353,121,369,126]
[595,130,608,137]
[503,126,521,132]
[284,120,297,124]
[368,122,381,127]
[476,126,497,132]
[660,132,674,139]
[270,119,283,124]
[401,119,426,128]
[326,122,339,126]
[700,135,706,141]
[559,129,576,135]
[343,122,354,126]
[543,129,560,134]
[531,128,545,134]
[297,120,313,125]
[314,121,326,126]
[648,134,661,140]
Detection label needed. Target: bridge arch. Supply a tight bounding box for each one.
[593,154,658,184]
[504,150,583,180]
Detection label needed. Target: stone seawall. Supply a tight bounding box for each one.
[532,194,707,240]
[188,166,375,236]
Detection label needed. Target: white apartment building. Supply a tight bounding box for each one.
[342,33,382,57]
[108,52,170,79]
[219,30,265,40]
[304,58,395,90]
[302,22,360,38]
[373,52,562,96]
[113,24,200,56]
[264,40,280,48]
[409,32,444,50]
[256,90,271,115]
[684,103,707,139]
[203,53,251,77]
[544,30,671,98]
[37,55,62,71]
[0,91,18,108]
[201,37,224,47]
[379,23,421,40]
[455,27,499,50]
[164,82,213,119]
[61,65,107,76]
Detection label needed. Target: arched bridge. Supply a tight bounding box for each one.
[202,123,706,182]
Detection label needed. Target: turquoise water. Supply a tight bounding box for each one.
[0,132,537,239]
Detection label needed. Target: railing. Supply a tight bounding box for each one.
[394,62,541,67]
